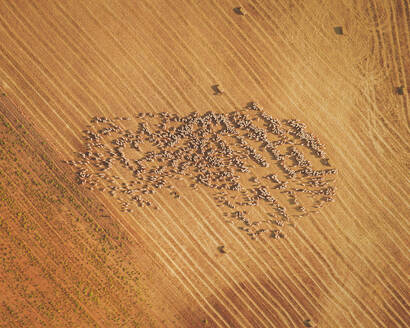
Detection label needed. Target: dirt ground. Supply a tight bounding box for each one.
[0,0,408,327]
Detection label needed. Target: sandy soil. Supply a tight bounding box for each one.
[0,0,408,327]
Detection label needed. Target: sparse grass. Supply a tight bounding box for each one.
[0,111,147,327]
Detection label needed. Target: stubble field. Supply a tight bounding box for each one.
[0,0,408,327]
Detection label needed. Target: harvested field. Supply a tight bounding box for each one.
[0,0,408,327]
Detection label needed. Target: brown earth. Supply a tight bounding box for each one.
[0,0,409,327]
